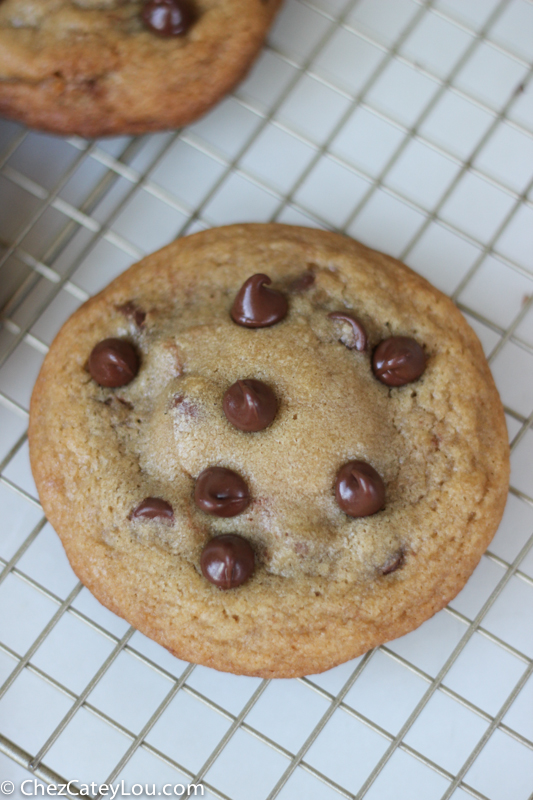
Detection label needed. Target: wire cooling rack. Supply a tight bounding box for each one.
[1,0,533,798]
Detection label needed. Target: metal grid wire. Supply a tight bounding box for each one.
[0,0,533,797]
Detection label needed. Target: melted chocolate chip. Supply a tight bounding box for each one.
[373,336,426,387]
[142,0,195,36]
[328,312,367,351]
[231,274,288,328]
[195,467,251,517]
[223,379,278,432]
[289,271,315,293]
[172,395,199,417]
[200,534,255,589]
[131,497,174,522]
[335,460,385,518]
[116,301,146,328]
[88,339,139,388]
[381,550,405,575]
[117,396,134,410]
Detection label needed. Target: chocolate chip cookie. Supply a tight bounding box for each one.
[0,0,282,137]
[29,224,510,677]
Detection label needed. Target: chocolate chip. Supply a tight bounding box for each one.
[231,274,288,328]
[88,338,139,388]
[223,379,278,432]
[289,271,315,293]
[142,0,195,36]
[381,550,405,575]
[335,460,385,518]
[200,534,255,589]
[130,497,174,522]
[328,312,367,351]
[195,467,251,517]
[373,336,426,387]
[116,301,146,328]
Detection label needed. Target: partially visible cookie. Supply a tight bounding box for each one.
[0,0,282,137]
[29,224,509,678]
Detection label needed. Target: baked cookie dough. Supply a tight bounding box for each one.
[29,224,509,678]
[0,0,282,137]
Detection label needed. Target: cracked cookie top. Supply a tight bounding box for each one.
[29,224,509,677]
[0,0,282,136]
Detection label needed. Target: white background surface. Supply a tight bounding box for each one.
[0,0,533,798]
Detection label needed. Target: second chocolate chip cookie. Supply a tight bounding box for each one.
[0,0,283,136]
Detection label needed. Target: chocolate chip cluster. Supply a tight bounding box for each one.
[88,273,427,591]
